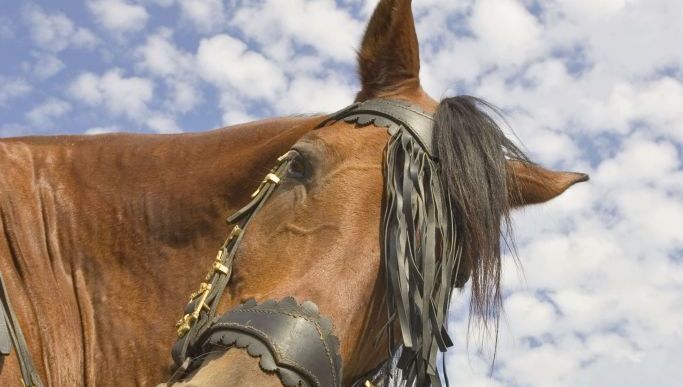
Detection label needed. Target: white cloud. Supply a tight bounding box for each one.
[32,53,65,80]
[178,0,225,33]
[275,75,356,115]
[68,72,104,105]
[543,0,683,78]
[140,0,175,7]
[600,78,683,141]
[88,0,149,33]
[221,110,255,126]
[196,34,287,101]
[501,340,582,386]
[470,0,543,64]
[136,28,192,78]
[451,128,682,385]
[419,5,683,384]
[68,69,154,120]
[230,0,363,63]
[67,69,182,134]
[556,0,638,21]
[23,5,97,52]
[456,61,683,146]
[505,110,582,166]
[0,76,32,106]
[421,0,683,145]
[414,0,474,42]
[168,80,201,113]
[146,113,180,133]
[595,136,680,188]
[26,98,71,127]
[421,38,487,94]
[218,94,255,126]
[135,28,201,113]
[85,125,120,134]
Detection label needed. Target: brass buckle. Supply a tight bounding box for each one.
[189,282,210,300]
[177,283,213,337]
[175,314,195,337]
[250,173,282,198]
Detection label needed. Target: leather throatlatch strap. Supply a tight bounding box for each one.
[0,271,45,387]
[195,297,342,387]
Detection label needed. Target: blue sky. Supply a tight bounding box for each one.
[1,1,682,386]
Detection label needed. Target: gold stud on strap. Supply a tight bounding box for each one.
[251,173,282,198]
[191,283,213,319]
[265,173,281,184]
[213,261,229,275]
[175,151,295,342]
[277,150,296,162]
[229,225,242,240]
[177,281,214,337]
[175,314,195,337]
[189,282,210,300]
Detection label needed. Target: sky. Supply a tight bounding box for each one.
[1,0,681,386]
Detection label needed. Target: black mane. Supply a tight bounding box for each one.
[433,96,528,331]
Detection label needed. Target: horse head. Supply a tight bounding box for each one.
[170,1,588,386]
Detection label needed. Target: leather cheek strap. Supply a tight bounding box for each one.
[0,271,45,387]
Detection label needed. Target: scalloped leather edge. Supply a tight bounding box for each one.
[210,329,310,387]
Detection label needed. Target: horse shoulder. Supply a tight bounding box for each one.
[0,138,89,385]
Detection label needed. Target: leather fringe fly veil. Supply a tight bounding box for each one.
[382,124,462,387]
[318,99,463,386]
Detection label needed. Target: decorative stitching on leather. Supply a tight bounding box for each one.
[224,309,339,386]
[379,99,434,119]
[209,321,322,387]
[230,308,319,323]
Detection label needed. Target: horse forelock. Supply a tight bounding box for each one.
[433,96,529,335]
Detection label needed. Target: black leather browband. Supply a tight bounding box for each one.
[316,99,436,155]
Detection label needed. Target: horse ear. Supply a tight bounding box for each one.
[356,0,421,102]
[508,160,589,207]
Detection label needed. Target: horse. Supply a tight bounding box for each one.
[0,0,587,386]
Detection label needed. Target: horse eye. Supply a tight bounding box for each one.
[286,152,309,180]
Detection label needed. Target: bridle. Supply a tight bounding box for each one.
[170,98,462,387]
[0,98,460,387]
[170,149,298,373]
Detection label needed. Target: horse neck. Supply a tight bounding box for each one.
[0,116,317,384]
